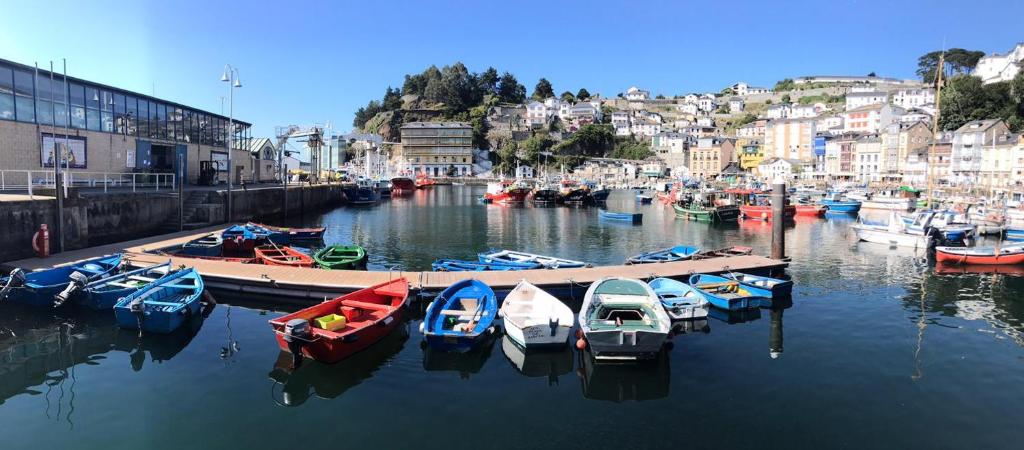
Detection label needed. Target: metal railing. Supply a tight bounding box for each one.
[1,170,176,199]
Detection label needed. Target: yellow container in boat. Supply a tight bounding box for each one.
[314,314,347,331]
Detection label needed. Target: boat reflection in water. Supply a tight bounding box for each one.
[500,335,573,385]
[708,306,762,324]
[268,322,409,407]
[421,330,498,380]
[670,318,710,336]
[576,347,670,402]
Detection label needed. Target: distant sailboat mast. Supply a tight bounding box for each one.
[926,52,944,208]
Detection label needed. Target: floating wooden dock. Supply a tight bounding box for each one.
[3,227,788,306]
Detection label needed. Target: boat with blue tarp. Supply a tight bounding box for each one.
[420,279,498,351]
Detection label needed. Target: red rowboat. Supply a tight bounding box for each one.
[255,245,315,267]
[794,204,826,217]
[163,252,260,264]
[934,244,1024,265]
[269,278,410,364]
[740,204,796,221]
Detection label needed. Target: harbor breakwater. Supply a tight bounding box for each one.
[0,184,345,263]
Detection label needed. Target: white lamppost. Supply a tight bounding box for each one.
[221,65,241,222]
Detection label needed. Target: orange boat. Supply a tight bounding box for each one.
[794,204,827,217]
[739,204,796,221]
[934,244,1024,265]
[255,245,315,267]
[269,278,410,364]
[415,174,437,189]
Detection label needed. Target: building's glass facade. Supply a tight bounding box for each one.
[0,58,250,149]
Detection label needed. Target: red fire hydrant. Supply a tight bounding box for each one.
[32,224,49,258]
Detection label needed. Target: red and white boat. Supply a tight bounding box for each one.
[935,243,1024,265]
[391,176,416,194]
[255,245,315,268]
[484,181,531,204]
[794,204,827,217]
[269,278,410,364]
[415,174,437,189]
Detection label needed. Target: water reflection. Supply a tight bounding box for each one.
[421,332,499,379]
[267,322,409,407]
[500,336,573,385]
[576,348,670,402]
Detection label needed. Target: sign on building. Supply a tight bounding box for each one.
[41,133,87,168]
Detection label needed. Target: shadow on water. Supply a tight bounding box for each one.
[420,330,499,379]
[576,347,670,403]
[500,335,574,385]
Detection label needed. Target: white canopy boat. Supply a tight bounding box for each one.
[578,277,671,361]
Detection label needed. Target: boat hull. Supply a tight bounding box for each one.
[852,224,928,248]
[740,205,796,221]
[113,269,204,334]
[821,200,861,213]
[585,329,669,360]
[935,245,1024,265]
[504,321,572,348]
[794,204,826,217]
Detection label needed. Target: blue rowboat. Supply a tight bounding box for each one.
[244,224,289,245]
[113,268,205,334]
[431,259,540,272]
[180,234,223,257]
[688,273,770,310]
[74,262,173,310]
[600,210,642,224]
[648,277,709,320]
[628,245,700,264]
[420,279,498,351]
[821,199,861,213]
[721,272,792,299]
[1006,228,1024,241]
[1,254,123,308]
[478,249,588,269]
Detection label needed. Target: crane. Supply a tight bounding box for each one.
[275,125,325,183]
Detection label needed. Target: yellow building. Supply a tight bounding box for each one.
[737,138,765,172]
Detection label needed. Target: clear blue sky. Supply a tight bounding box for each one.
[2,0,1022,141]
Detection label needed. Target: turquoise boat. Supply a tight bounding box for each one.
[721,272,792,299]
[1,254,123,307]
[599,210,642,224]
[74,262,173,310]
[113,268,205,334]
[648,277,709,320]
[688,273,770,310]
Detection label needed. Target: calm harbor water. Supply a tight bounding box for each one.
[2,186,1024,449]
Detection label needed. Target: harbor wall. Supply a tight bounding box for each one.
[219,184,346,222]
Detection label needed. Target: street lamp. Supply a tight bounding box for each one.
[221,64,241,223]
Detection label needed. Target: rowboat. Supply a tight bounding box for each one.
[935,243,1024,265]
[180,234,223,257]
[255,245,315,268]
[243,223,291,245]
[222,225,262,253]
[313,245,368,270]
[852,212,931,248]
[578,277,671,360]
[478,250,588,269]
[647,277,709,321]
[499,280,574,348]
[269,278,409,364]
[721,272,793,298]
[113,268,205,334]
[627,245,699,264]
[165,252,259,264]
[73,262,172,310]
[432,259,540,271]
[672,202,740,222]
[794,204,826,217]
[688,273,769,310]
[247,222,326,241]
[1,254,123,307]
[420,279,498,351]
[599,210,642,224]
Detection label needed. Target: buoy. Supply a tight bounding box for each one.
[32,224,49,258]
[575,338,586,350]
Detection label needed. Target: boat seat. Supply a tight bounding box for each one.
[696,282,739,289]
[458,297,481,311]
[372,285,408,298]
[141,300,184,307]
[339,299,392,311]
[439,309,481,317]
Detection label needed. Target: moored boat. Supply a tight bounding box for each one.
[590,188,610,202]
[420,279,499,351]
[529,186,561,204]
[599,210,642,224]
[1,254,124,307]
[578,277,671,360]
[432,259,541,271]
[794,204,826,217]
[820,192,862,213]
[113,268,205,334]
[255,245,315,268]
[740,204,796,221]
[647,277,709,321]
[180,234,223,257]
[500,280,574,348]
[627,245,699,264]
[73,262,172,310]
[344,182,381,206]
[935,243,1024,265]
[688,273,769,310]
[222,225,262,253]
[313,245,368,270]
[559,188,593,205]
[721,272,793,298]
[164,252,260,264]
[269,278,410,364]
[391,176,416,194]
[247,222,326,240]
[478,249,588,269]
[636,194,653,204]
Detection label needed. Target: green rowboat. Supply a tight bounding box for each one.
[313,245,368,270]
[672,203,713,221]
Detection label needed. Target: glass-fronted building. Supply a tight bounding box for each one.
[0,57,256,185]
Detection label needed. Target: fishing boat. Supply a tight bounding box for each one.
[647,277,710,321]
[180,234,223,257]
[420,279,499,351]
[578,277,671,361]
[934,243,1024,265]
[391,176,416,194]
[344,181,381,206]
[222,225,262,253]
[415,175,437,189]
[794,204,827,217]
[529,186,561,205]
[627,245,699,264]
[375,180,393,198]
[313,245,368,270]
[590,188,610,202]
[478,250,588,269]
[113,268,205,334]
[247,222,326,240]
[500,280,574,348]
[484,181,530,204]
[820,192,862,213]
[739,203,796,221]
[255,245,315,268]
[560,187,593,205]
[1,254,123,307]
[688,273,769,310]
[431,259,541,271]
[721,272,793,298]
[269,278,409,364]
[599,210,642,224]
[73,262,173,310]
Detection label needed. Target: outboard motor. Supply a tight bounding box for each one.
[129,297,146,314]
[1,268,26,299]
[54,271,89,307]
[283,318,312,368]
[549,317,559,336]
